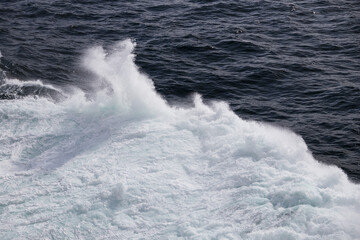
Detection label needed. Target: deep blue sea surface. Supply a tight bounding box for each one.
[0,0,359,239]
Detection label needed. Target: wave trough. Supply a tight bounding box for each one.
[0,40,359,239]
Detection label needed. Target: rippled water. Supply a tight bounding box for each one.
[0,1,359,239]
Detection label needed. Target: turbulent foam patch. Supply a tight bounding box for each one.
[0,40,359,239]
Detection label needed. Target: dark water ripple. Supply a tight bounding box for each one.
[0,0,359,181]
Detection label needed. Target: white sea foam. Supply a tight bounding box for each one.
[0,40,359,239]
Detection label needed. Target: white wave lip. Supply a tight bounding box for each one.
[1,78,61,91]
[0,40,359,240]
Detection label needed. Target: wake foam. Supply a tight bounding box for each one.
[0,40,359,239]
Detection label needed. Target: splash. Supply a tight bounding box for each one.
[0,40,359,239]
[81,39,171,117]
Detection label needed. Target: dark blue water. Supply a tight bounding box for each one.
[0,0,359,184]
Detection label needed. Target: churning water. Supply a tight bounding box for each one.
[0,1,359,239]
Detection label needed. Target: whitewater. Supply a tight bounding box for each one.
[0,40,359,239]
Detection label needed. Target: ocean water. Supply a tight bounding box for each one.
[0,1,359,239]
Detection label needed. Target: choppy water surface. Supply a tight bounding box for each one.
[0,1,359,239]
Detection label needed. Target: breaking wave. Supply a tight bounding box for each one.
[0,40,359,239]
